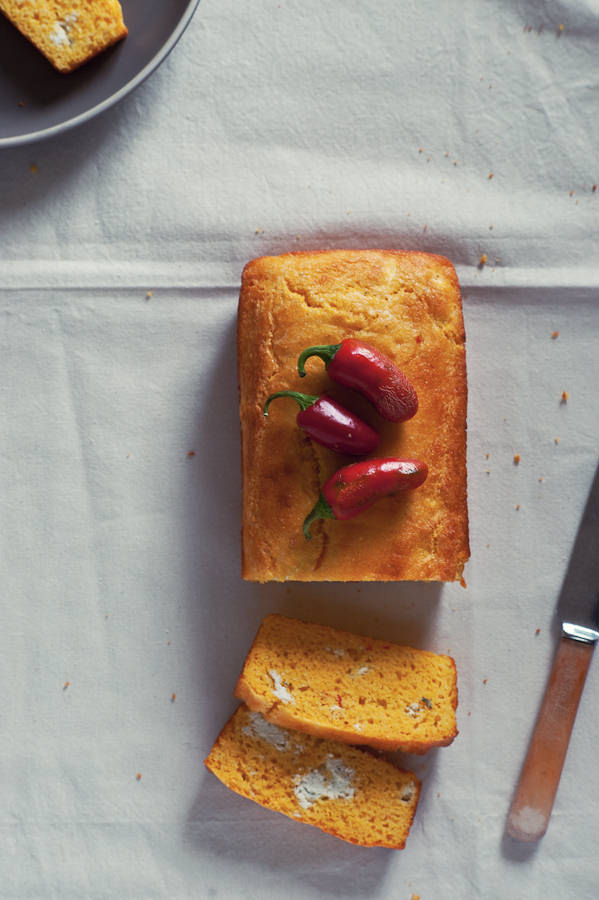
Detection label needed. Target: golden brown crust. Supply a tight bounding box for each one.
[238,249,469,582]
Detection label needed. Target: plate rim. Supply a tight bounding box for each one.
[0,0,201,149]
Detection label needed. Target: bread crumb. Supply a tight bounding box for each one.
[513,454,520,464]
[551,330,559,339]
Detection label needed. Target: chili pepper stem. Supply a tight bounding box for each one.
[263,390,319,415]
[303,494,335,540]
[297,344,341,377]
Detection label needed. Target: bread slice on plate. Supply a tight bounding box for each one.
[238,249,469,582]
[235,614,458,754]
[205,704,421,849]
[0,0,127,72]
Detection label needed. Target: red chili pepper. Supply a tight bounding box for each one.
[303,457,428,539]
[263,390,379,456]
[297,339,418,422]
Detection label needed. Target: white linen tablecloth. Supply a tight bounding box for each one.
[1,2,598,898]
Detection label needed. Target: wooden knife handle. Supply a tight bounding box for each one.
[506,636,594,842]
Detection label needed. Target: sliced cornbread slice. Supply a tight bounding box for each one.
[235,615,458,754]
[205,704,421,849]
[0,0,127,73]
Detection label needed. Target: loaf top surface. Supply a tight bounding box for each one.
[235,614,458,753]
[238,250,469,582]
[204,704,421,849]
[0,0,127,72]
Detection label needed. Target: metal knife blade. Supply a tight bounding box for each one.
[506,461,599,842]
[557,461,599,642]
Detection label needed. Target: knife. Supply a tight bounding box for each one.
[506,462,599,842]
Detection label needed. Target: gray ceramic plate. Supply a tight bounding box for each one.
[0,0,200,148]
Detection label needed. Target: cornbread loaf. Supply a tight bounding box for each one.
[235,615,458,753]
[205,704,421,849]
[0,0,127,73]
[238,249,469,582]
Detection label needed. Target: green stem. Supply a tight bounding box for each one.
[303,494,335,540]
[263,390,319,416]
[297,344,341,378]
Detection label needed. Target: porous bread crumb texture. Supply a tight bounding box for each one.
[235,615,458,753]
[0,0,127,72]
[238,249,469,583]
[204,704,421,849]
